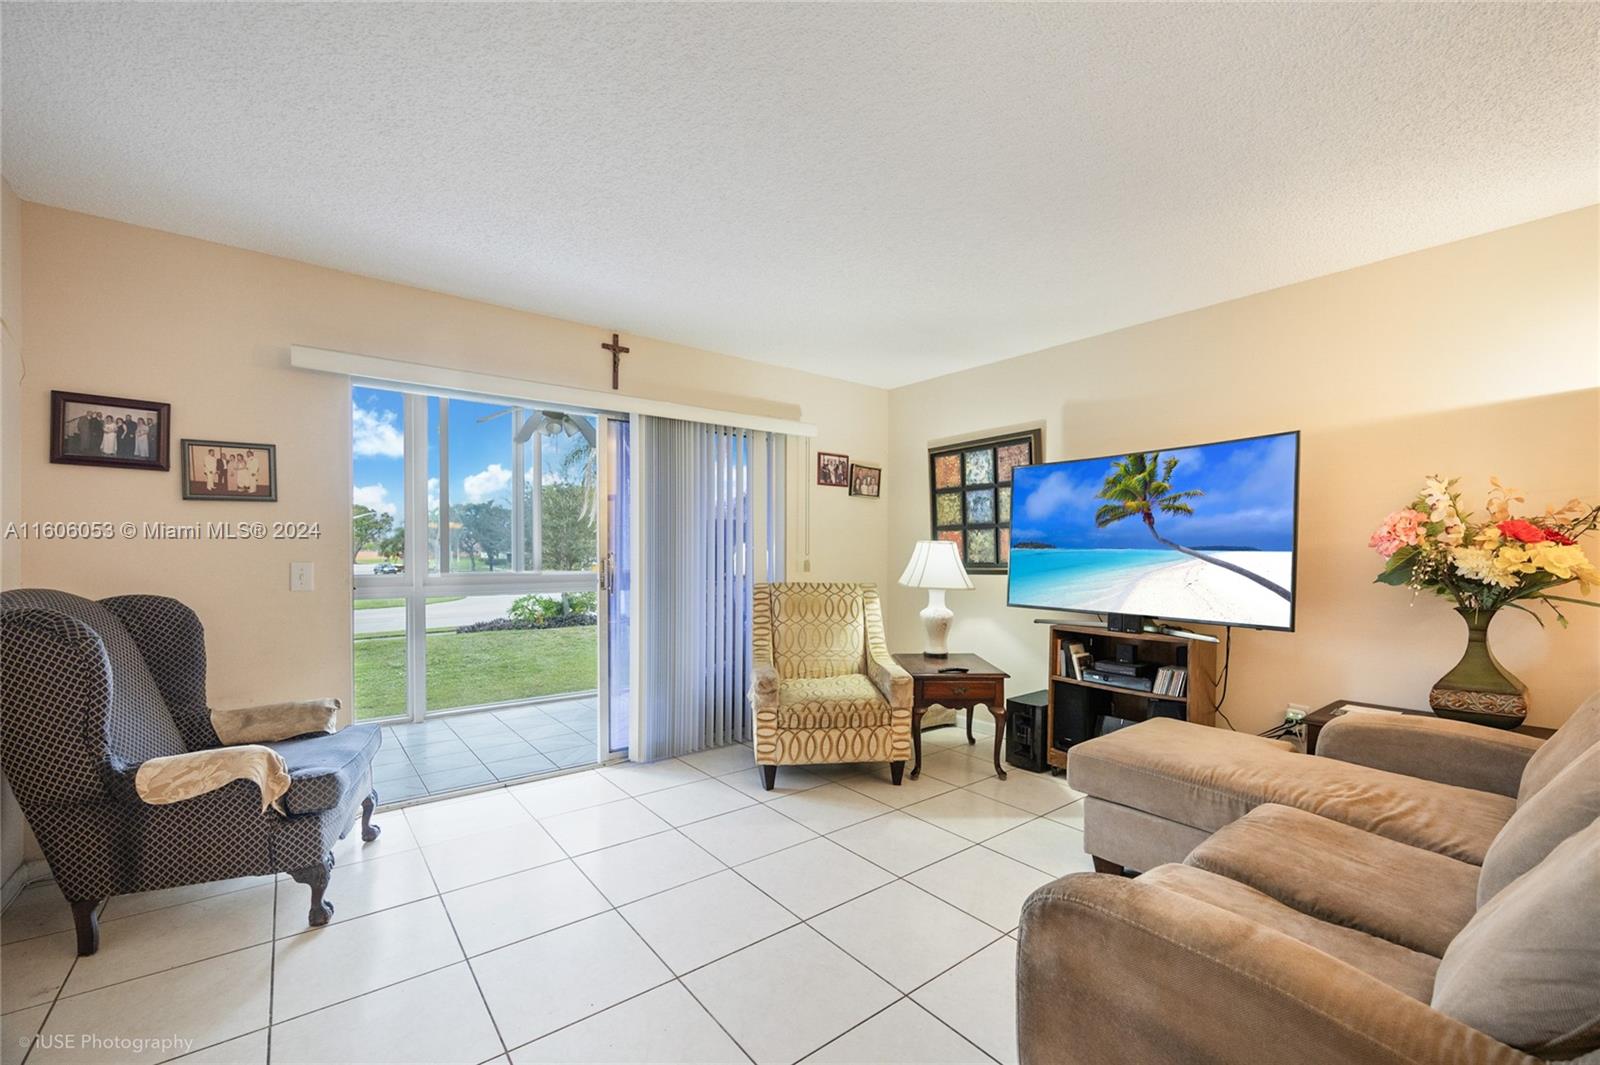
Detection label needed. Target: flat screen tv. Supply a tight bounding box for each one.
[1007,430,1300,631]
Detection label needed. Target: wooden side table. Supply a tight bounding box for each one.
[1304,699,1555,754]
[892,653,1010,779]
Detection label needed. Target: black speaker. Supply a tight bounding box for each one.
[1107,613,1148,633]
[1051,682,1098,753]
[1005,690,1050,773]
[1114,643,1138,664]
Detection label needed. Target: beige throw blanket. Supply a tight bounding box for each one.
[211,698,339,745]
[135,746,291,812]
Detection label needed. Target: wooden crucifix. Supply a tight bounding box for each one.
[601,332,631,390]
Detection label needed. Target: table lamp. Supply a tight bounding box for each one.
[898,540,974,658]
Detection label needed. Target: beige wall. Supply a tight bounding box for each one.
[2,179,40,883]
[886,207,1600,733]
[16,204,889,723]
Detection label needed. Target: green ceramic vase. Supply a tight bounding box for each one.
[1428,606,1528,729]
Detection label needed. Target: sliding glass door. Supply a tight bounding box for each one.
[353,386,627,797]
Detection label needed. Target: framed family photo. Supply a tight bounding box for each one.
[182,439,277,501]
[817,451,850,487]
[849,463,881,497]
[50,390,170,470]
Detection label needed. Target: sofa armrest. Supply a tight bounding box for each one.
[210,698,340,746]
[867,652,912,710]
[132,746,291,813]
[1017,873,1538,1065]
[1316,714,1543,798]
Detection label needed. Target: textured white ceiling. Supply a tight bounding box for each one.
[3,3,1596,388]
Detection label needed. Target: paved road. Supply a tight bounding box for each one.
[354,594,522,636]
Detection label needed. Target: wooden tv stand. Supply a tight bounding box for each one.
[1045,623,1218,772]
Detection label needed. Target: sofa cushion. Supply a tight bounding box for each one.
[776,674,890,730]
[1139,863,1440,1003]
[1433,817,1600,1058]
[1480,741,1600,907]
[1068,718,1515,864]
[1184,803,1479,957]
[1518,690,1600,805]
[267,723,381,815]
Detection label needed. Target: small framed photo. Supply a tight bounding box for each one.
[849,463,881,497]
[817,451,850,487]
[182,439,277,501]
[50,390,171,470]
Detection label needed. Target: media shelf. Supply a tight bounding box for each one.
[1045,623,1218,772]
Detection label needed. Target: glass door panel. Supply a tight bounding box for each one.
[599,417,632,754]
[423,593,598,714]
[352,597,408,721]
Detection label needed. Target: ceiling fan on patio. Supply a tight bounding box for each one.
[475,406,596,446]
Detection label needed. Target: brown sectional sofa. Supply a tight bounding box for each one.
[1017,694,1600,1064]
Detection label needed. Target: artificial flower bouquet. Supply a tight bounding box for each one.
[1369,477,1599,625]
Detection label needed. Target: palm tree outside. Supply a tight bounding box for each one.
[1094,452,1292,600]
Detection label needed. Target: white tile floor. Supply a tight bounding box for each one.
[0,720,1091,1065]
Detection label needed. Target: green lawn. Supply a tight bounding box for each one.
[353,626,597,720]
[354,596,464,610]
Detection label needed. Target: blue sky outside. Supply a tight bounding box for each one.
[351,386,592,526]
[1010,432,1298,551]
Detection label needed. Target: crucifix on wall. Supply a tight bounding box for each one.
[601,332,631,390]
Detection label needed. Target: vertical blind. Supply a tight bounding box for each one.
[635,416,784,760]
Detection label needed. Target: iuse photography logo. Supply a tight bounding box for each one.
[23,1033,194,1055]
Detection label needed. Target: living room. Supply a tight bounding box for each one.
[1,5,1597,1065]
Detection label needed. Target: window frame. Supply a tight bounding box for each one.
[352,389,603,725]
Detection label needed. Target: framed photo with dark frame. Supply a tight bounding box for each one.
[817,451,850,487]
[181,439,277,501]
[849,463,881,497]
[928,427,1041,574]
[49,390,171,471]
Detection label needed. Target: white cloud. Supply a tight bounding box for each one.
[1022,470,1094,522]
[427,477,440,509]
[461,464,512,503]
[352,403,404,458]
[353,483,397,518]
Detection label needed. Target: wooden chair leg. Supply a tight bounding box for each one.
[890,760,906,785]
[361,794,381,842]
[290,853,336,927]
[1091,856,1125,876]
[760,765,777,791]
[71,899,100,956]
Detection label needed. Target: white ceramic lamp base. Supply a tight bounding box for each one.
[920,588,954,658]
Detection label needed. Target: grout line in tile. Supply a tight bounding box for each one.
[265,872,277,1059]
[268,955,471,1028]
[411,826,511,1062]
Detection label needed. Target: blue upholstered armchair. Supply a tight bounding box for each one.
[0,589,383,954]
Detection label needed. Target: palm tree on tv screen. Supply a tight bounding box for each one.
[1094,452,1291,600]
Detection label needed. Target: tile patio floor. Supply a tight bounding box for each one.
[373,696,602,801]
[0,718,1092,1065]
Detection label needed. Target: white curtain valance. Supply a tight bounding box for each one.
[290,344,817,438]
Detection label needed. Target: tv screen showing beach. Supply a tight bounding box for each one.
[1007,431,1299,630]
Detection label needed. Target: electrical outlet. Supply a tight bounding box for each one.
[290,562,315,592]
[1285,702,1308,724]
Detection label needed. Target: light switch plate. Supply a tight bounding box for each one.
[290,562,315,592]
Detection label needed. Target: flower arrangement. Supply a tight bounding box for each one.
[1369,477,1599,626]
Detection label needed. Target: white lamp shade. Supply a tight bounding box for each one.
[898,540,974,590]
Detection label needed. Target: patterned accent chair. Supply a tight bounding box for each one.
[0,589,383,954]
[750,582,913,789]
